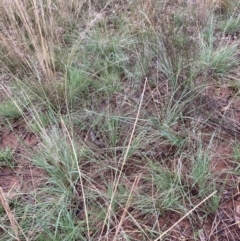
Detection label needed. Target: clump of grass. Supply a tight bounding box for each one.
[220,15,240,34]
[200,41,239,77]
[0,148,15,168]
[0,100,23,119]
[197,15,240,78]
[190,147,213,198]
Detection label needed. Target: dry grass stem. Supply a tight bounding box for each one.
[154,191,217,241]
[0,187,21,241]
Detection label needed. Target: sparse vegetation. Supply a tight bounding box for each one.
[0,0,240,240]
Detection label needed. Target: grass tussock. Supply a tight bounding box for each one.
[1,0,240,240]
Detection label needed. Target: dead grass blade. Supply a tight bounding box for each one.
[113,173,142,241]
[99,78,147,239]
[0,187,22,241]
